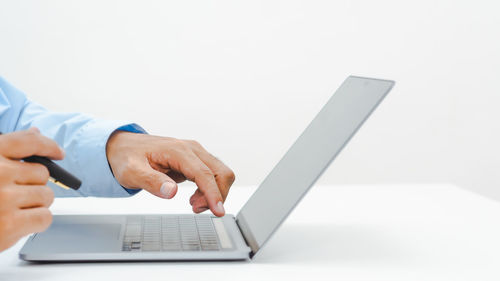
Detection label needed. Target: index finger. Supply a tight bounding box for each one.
[189,142,235,201]
[0,128,64,160]
[171,149,225,217]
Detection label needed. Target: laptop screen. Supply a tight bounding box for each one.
[235,76,395,256]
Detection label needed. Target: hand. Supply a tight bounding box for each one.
[0,128,65,252]
[106,132,235,217]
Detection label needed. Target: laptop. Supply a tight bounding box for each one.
[19,76,395,262]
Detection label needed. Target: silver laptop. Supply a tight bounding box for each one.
[19,76,394,262]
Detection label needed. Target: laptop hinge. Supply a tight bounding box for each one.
[235,214,259,258]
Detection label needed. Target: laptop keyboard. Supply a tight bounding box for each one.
[122,215,222,252]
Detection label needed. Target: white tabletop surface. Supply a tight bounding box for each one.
[1,183,500,281]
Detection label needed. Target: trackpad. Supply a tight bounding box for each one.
[31,223,121,253]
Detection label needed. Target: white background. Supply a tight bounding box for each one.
[1,0,499,199]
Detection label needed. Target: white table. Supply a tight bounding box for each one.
[1,184,500,281]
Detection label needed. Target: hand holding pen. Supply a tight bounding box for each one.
[0,127,80,252]
[0,128,81,190]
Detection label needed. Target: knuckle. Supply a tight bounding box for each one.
[27,129,39,136]
[224,169,236,184]
[172,139,190,151]
[199,167,214,178]
[41,187,55,206]
[30,127,40,133]
[170,138,183,146]
[179,142,191,152]
[39,209,53,228]
[24,129,39,141]
[186,139,201,147]
[35,165,50,182]
[24,132,42,150]
[24,163,49,184]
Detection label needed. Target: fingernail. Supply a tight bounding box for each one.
[216,201,225,215]
[160,182,176,199]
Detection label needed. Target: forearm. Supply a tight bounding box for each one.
[0,77,143,197]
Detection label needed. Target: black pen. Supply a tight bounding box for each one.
[23,156,81,190]
[0,132,82,190]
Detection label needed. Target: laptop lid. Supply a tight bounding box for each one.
[235,76,395,257]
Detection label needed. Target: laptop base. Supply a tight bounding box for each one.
[19,214,251,262]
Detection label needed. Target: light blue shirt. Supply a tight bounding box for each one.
[0,76,144,198]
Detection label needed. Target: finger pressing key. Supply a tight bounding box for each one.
[172,150,225,217]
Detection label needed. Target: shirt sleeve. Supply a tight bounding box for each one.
[0,76,146,198]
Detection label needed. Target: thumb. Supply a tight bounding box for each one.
[136,168,178,199]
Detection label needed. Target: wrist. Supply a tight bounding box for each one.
[106,124,147,161]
